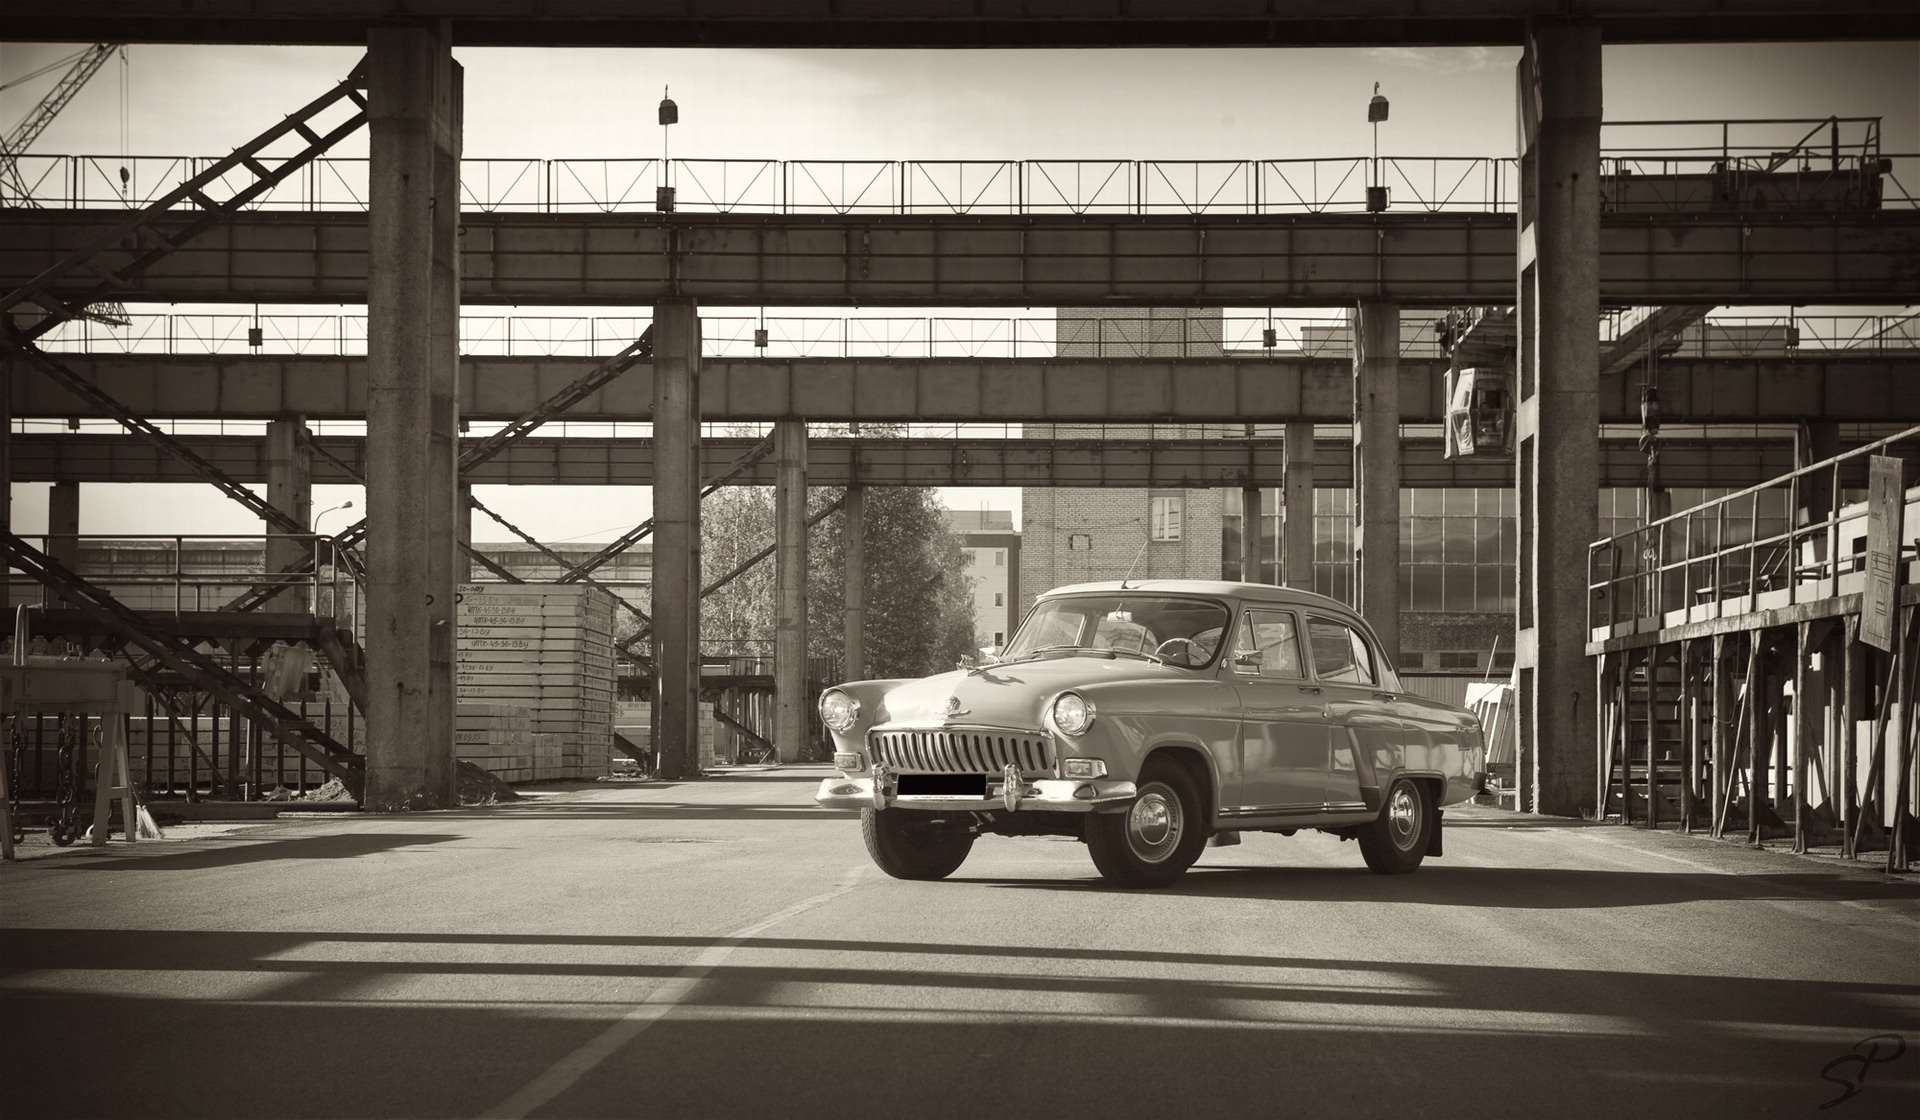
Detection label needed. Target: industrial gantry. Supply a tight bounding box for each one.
[2,3,1918,840]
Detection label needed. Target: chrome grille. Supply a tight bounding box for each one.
[869,728,1054,774]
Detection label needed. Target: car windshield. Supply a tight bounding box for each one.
[1000,594,1231,668]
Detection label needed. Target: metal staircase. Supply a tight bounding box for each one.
[3,533,366,796]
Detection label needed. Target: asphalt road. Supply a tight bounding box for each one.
[4,767,1918,1120]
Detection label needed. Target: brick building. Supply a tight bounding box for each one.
[1019,307,1233,605]
[946,508,1020,649]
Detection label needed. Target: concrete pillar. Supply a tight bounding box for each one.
[1239,485,1263,583]
[843,485,866,679]
[47,481,79,569]
[1352,302,1401,661]
[774,420,809,761]
[456,482,474,581]
[363,25,462,811]
[1,357,11,613]
[265,418,313,611]
[651,298,702,779]
[1514,24,1602,817]
[1282,422,1315,592]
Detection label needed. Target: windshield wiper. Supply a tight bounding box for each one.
[1104,648,1164,664]
[1002,644,1094,664]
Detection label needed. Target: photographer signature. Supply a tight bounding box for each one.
[1820,1034,1906,1110]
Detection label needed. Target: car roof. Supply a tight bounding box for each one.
[1038,579,1361,617]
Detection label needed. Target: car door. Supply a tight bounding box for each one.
[1224,608,1330,815]
[1302,615,1402,812]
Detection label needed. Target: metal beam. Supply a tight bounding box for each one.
[6,433,1815,490]
[8,3,1916,47]
[16,353,1919,424]
[6,210,1914,307]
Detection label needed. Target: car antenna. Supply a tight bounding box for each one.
[1119,537,1151,590]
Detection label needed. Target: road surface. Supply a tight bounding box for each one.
[4,767,1917,1119]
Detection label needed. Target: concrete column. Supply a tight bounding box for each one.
[1514,24,1602,817]
[1282,422,1315,591]
[1352,302,1402,661]
[774,420,809,761]
[456,482,473,581]
[264,418,313,611]
[651,298,703,779]
[363,25,462,811]
[1,357,11,613]
[1239,485,1263,583]
[47,481,79,569]
[843,484,866,679]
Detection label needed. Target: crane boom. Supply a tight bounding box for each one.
[1,43,120,205]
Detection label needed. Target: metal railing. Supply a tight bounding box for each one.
[1599,311,1920,357]
[5,534,362,623]
[5,154,1520,214]
[37,310,1482,360]
[1587,426,1920,637]
[12,147,1913,214]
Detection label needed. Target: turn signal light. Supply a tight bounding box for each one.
[1062,758,1107,779]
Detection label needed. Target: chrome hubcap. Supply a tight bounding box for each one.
[1388,786,1420,849]
[1127,785,1183,863]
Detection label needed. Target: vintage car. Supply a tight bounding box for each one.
[815,579,1487,888]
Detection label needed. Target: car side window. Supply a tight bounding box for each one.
[1306,617,1377,686]
[1231,610,1304,679]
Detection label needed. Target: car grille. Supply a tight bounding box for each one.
[869,728,1054,775]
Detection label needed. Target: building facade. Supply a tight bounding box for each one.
[946,508,1021,649]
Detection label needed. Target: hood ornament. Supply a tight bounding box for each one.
[943,696,969,720]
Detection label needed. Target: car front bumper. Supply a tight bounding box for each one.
[815,772,1137,814]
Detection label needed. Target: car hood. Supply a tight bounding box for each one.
[875,654,1194,729]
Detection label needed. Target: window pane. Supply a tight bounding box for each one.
[1412,566,1443,610]
[1443,563,1475,611]
[1247,610,1305,679]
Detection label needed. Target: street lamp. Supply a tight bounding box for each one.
[657,86,678,213]
[313,499,354,534]
[1367,82,1390,213]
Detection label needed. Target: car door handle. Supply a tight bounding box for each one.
[1373,692,1396,702]
[1299,686,1323,695]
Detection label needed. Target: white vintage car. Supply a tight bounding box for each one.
[815,580,1487,888]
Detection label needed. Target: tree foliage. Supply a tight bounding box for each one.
[697,427,977,684]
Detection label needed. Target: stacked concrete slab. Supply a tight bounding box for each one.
[455,584,615,780]
[455,704,534,782]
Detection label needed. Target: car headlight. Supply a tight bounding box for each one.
[818,689,861,733]
[1051,691,1095,736]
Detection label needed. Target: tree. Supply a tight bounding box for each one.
[698,425,977,685]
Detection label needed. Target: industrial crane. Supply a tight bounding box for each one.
[1,43,127,324]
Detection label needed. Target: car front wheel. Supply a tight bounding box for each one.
[1087,763,1207,888]
[1358,776,1433,875]
[861,808,975,880]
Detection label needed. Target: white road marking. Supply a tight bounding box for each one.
[480,863,869,1120]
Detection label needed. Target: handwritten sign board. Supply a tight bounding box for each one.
[1860,455,1904,652]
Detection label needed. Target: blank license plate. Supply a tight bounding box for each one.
[897,774,987,797]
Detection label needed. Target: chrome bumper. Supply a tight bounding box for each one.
[815,771,1137,814]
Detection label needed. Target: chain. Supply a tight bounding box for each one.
[5,718,23,846]
[47,716,87,846]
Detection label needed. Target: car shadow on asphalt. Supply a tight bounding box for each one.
[25,832,459,872]
[959,863,1920,908]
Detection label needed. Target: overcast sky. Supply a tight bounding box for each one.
[4,40,1915,541]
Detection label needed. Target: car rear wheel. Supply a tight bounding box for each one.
[1358,776,1432,875]
[861,808,975,881]
[1087,763,1207,888]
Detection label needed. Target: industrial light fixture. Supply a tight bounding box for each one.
[656,86,678,213]
[754,306,768,349]
[1262,307,1277,349]
[1367,82,1390,213]
[248,303,262,348]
